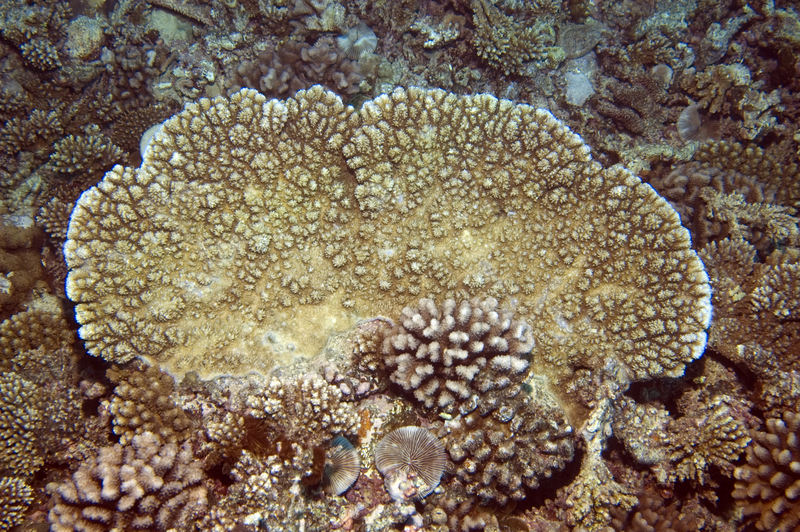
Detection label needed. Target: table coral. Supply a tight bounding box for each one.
[64,86,711,384]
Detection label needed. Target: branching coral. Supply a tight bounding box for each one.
[381,297,533,412]
[64,86,711,384]
[48,134,125,175]
[699,239,800,376]
[734,411,800,531]
[471,0,563,75]
[223,39,363,99]
[106,363,193,445]
[0,476,33,531]
[49,431,208,531]
[0,371,42,475]
[245,375,360,449]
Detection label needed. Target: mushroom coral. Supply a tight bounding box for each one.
[64,86,711,382]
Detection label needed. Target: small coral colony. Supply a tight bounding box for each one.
[0,0,799,531]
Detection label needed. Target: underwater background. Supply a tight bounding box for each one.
[0,0,799,530]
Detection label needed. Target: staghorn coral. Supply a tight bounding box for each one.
[694,140,800,208]
[64,86,711,383]
[656,395,751,484]
[471,0,564,76]
[0,109,63,155]
[648,143,800,250]
[245,375,360,449]
[0,476,33,531]
[106,362,193,445]
[612,488,702,532]
[20,37,61,70]
[48,431,208,532]
[0,371,42,475]
[48,134,125,175]
[381,297,533,412]
[733,411,800,531]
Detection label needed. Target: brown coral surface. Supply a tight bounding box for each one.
[64,86,711,382]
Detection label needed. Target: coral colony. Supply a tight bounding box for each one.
[0,0,799,531]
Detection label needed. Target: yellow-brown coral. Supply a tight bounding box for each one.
[0,371,42,475]
[64,86,711,383]
[106,362,193,445]
[0,476,33,531]
[734,411,800,531]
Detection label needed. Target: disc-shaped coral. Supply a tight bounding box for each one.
[64,86,711,381]
[375,426,446,499]
[322,435,360,495]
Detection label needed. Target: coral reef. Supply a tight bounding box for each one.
[1,0,798,528]
[106,362,193,445]
[0,476,33,531]
[734,411,800,531]
[0,371,42,475]
[48,431,208,532]
[64,87,711,385]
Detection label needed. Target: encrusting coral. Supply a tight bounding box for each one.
[734,410,800,531]
[64,86,712,385]
[48,431,208,532]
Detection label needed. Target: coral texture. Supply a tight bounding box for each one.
[0,371,42,475]
[245,375,360,448]
[0,476,33,531]
[64,87,711,383]
[49,431,208,532]
[381,297,533,411]
[734,411,800,531]
[106,363,193,445]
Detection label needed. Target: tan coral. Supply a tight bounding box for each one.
[733,411,800,531]
[64,86,711,383]
[471,0,564,75]
[48,431,208,531]
[0,371,42,475]
[37,197,74,242]
[48,134,124,175]
[106,362,193,445]
[245,374,360,448]
[699,239,800,373]
[0,476,33,531]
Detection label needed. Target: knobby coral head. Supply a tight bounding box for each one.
[63,85,711,384]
